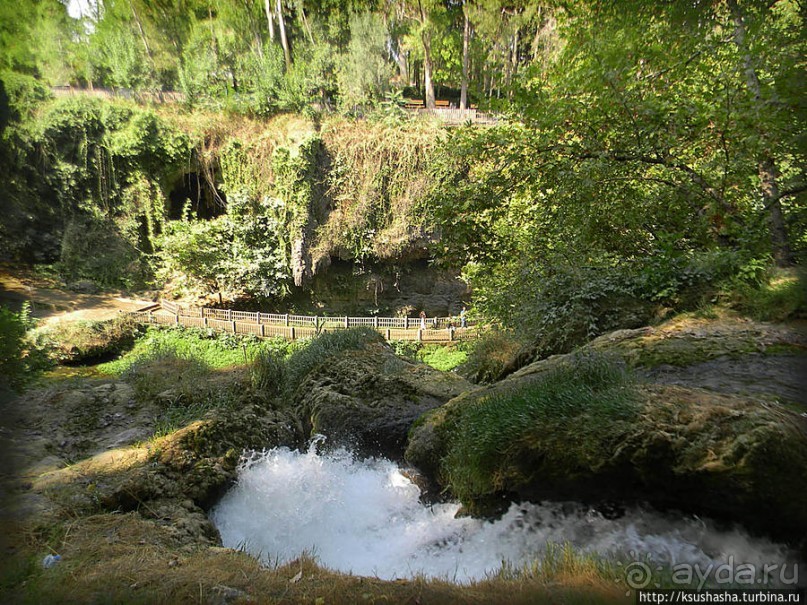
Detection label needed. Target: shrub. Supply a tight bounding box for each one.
[0,70,52,121]
[472,249,748,362]
[459,331,524,384]
[0,303,50,391]
[441,353,638,504]
[724,267,807,322]
[283,327,384,397]
[251,349,285,397]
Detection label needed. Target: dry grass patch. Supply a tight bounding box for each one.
[3,512,625,605]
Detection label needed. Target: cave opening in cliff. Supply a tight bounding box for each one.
[167,172,227,220]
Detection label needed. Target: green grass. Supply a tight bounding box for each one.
[441,353,639,504]
[419,345,468,371]
[283,327,384,397]
[390,341,469,372]
[92,326,294,433]
[728,268,807,322]
[98,326,291,375]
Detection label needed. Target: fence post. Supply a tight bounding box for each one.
[417,329,422,342]
[231,320,236,333]
[290,326,295,340]
[227,309,232,321]
[256,311,261,324]
[404,316,409,330]
[373,317,378,328]
[344,316,349,329]
[175,314,180,325]
[260,324,265,338]
[449,326,455,341]
[386,328,391,341]
[203,317,208,328]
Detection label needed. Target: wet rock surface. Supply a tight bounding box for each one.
[293,342,471,460]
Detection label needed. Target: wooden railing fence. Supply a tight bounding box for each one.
[129,300,476,343]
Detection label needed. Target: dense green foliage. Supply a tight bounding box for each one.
[0,92,189,282]
[440,353,638,503]
[1,0,804,361]
[0,0,545,111]
[0,304,51,392]
[426,0,805,349]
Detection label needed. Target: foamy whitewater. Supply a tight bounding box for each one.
[209,442,795,583]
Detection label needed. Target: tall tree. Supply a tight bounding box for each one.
[276,0,292,67]
[460,0,470,108]
[726,0,798,266]
[394,0,445,108]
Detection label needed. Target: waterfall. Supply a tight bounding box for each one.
[210,442,798,585]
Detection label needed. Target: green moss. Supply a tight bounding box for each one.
[611,336,760,368]
[762,343,807,356]
[440,353,639,505]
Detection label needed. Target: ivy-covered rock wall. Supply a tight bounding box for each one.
[0,86,449,309]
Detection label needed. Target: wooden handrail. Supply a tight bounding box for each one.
[130,301,477,342]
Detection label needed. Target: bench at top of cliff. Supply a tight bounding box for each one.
[402,99,498,126]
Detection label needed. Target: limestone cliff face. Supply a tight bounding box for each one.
[289,258,470,317]
[290,230,313,287]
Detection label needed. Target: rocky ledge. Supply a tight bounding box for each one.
[406,313,807,548]
[293,341,471,460]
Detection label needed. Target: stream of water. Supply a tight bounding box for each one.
[209,442,799,585]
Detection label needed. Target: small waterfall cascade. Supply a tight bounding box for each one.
[210,442,797,584]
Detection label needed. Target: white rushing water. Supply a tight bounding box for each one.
[209,442,796,584]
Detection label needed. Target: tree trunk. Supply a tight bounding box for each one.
[728,0,793,265]
[298,3,314,45]
[422,30,435,108]
[128,0,154,71]
[460,3,470,109]
[759,157,793,266]
[264,0,275,42]
[276,0,292,68]
[395,46,409,85]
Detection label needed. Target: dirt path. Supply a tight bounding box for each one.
[0,266,156,323]
[0,265,155,325]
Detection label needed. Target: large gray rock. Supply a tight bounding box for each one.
[293,342,472,460]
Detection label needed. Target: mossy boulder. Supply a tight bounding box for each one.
[32,403,301,528]
[36,316,141,364]
[406,316,807,546]
[293,342,471,460]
